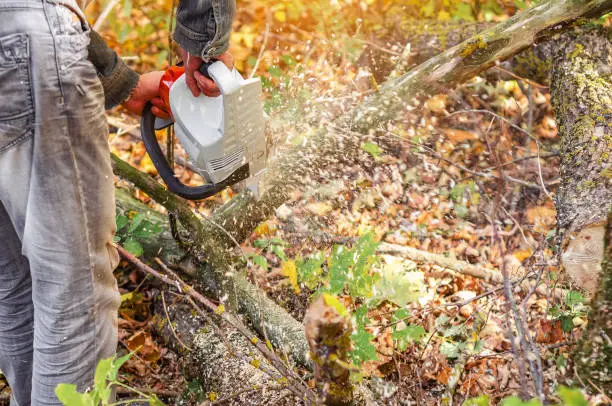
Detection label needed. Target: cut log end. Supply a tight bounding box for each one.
[562,224,606,295]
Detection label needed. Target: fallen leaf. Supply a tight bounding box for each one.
[444,129,479,144]
[535,319,564,344]
[126,330,161,362]
[305,202,333,216]
[281,260,300,294]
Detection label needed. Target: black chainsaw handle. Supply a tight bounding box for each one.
[140,102,248,200]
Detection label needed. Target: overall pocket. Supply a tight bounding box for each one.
[53,2,90,71]
[0,33,34,153]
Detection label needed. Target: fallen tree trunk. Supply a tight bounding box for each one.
[355,19,556,87]
[151,297,294,405]
[548,30,612,295]
[114,188,311,367]
[345,0,612,133]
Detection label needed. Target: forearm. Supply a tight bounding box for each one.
[174,0,236,59]
[87,29,140,109]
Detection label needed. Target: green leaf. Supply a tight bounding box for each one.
[122,0,132,17]
[253,239,270,249]
[420,0,435,17]
[440,341,466,359]
[109,352,133,381]
[392,325,426,342]
[149,394,166,406]
[556,386,588,406]
[348,232,379,297]
[94,357,112,390]
[463,395,490,406]
[131,221,162,238]
[454,204,469,219]
[564,291,584,307]
[123,238,144,257]
[392,308,411,322]
[392,325,426,351]
[251,255,269,270]
[361,142,382,159]
[452,2,475,21]
[556,354,566,369]
[514,0,528,10]
[93,357,112,403]
[374,255,423,306]
[297,252,324,290]
[268,65,283,78]
[500,396,542,406]
[270,245,287,261]
[450,184,466,203]
[352,305,366,327]
[328,245,350,294]
[280,54,296,66]
[549,305,561,318]
[115,215,129,231]
[350,321,377,365]
[322,293,349,318]
[247,56,258,67]
[560,315,574,332]
[54,384,91,406]
[350,306,378,363]
[127,213,146,234]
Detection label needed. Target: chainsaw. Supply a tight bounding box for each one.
[140,61,267,200]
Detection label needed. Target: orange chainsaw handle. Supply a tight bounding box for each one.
[158,65,185,116]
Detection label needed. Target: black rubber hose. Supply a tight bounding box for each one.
[140,102,249,200]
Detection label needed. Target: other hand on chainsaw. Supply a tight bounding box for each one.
[181,49,234,98]
[122,71,171,119]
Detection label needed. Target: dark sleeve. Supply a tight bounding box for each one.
[87,29,140,110]
[173,0,236,59]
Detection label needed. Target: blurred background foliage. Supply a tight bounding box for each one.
[85,0,537,94]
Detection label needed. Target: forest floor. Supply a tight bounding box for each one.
[105,67,602,405]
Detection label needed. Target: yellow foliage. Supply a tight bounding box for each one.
[281,260,300,294]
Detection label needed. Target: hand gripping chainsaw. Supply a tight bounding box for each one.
[140,61,267,200]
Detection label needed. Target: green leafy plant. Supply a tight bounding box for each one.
[548,290,588,332]
[462,385,589,406]
[115,212,163,257]
[55,353,164,406]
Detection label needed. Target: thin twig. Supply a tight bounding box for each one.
[161,290,193,352]
[448,109,542,146]
[493,65,548,89]
[249,12,271,78]
[92,0,120,30]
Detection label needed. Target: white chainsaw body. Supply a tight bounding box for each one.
[168,62,267,196]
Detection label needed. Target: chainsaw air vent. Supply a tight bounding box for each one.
[209,147,245,171]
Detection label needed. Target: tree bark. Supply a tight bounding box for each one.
[151,298,295,405]
[571,212,611,394]
[549,30,612,295]
[355,19,556,87]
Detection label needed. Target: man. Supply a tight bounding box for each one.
[0,0,234,404]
